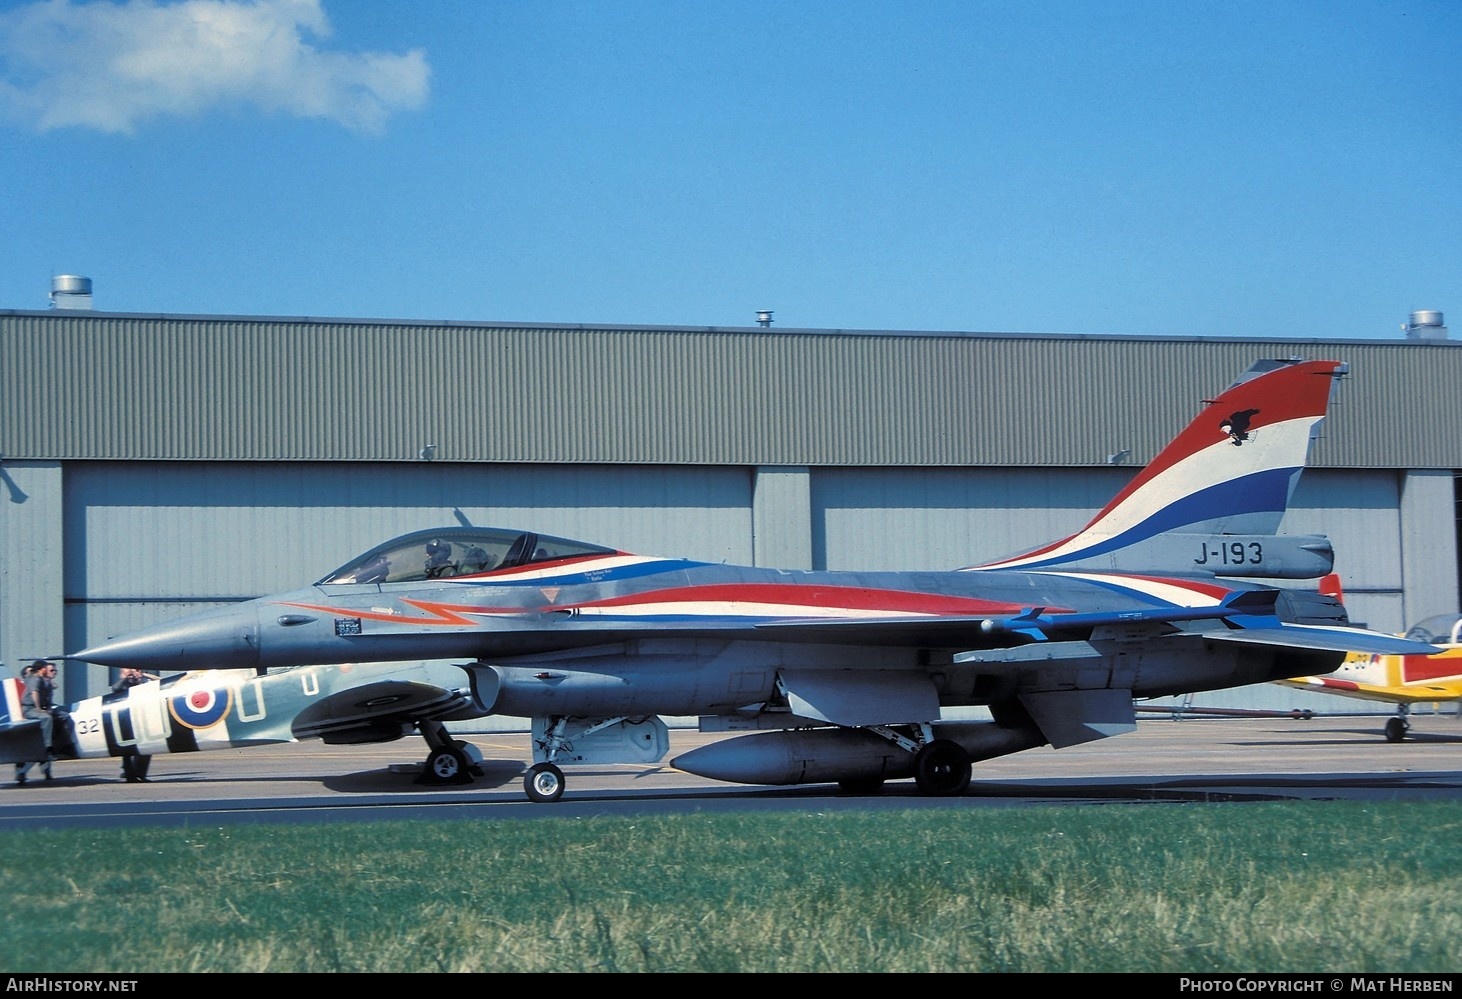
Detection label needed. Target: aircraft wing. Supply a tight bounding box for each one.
[288,678,483,744]
[1276,675,1462,705]
[752,590,1442,659]
[1195,624,1443,657]
[0,719,49,765]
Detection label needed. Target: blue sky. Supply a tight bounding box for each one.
[0,0,1457,339]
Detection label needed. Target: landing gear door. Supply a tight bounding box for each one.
[530,716,669,765]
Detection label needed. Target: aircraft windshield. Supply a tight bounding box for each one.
[319,527,617,585]
[1403,615,1462,646]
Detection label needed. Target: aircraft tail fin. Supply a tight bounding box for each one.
[1,674,22,726]
[971,358,1347,578]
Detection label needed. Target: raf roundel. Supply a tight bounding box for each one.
[169,686,232,729]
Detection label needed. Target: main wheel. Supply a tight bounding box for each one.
[1385,717,1408,743]
[914,739,972,796]
[423,746,470,784]
[452,739,485,775]
[525,762,565,803]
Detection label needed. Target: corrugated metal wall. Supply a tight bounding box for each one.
[6,311,1462,467]
[65,460,754,598]
[3,310,1459,715]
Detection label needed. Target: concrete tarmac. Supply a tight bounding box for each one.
[1,713,1459,829]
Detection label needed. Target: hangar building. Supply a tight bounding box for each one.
[2,295,1459,717]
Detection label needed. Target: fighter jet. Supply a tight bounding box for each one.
[57,358,1438,802]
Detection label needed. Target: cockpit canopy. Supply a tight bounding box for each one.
[319,527,618,585]
[1402,615,1462,646]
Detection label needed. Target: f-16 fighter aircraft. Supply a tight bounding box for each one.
[1278,612,1462,743]
[57,358,1438,802]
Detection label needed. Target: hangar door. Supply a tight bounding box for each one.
[61,461,754,695]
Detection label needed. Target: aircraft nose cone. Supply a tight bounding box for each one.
[72,604,260,670]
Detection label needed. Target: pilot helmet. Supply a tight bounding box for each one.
[426,538,449,554]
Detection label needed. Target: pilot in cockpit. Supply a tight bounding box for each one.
[424,538,455,578]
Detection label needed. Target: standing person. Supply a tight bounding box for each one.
[15,660,58,785]
[111,667,158,783]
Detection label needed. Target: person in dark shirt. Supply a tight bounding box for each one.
[15,660,59,785]
[112,667,159,783]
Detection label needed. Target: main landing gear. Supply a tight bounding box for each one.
[913,738,973,795]
[846,725,973,796]
[1384,706,1412,743]
[415,721,482,786]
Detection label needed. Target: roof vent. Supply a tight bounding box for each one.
[49,275,93,310]
[1403,310,1446,340]
[756,310,773,327]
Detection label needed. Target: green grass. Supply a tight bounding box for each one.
[3,801,1460,973]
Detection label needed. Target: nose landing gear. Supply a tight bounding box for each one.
[525,761,565,802]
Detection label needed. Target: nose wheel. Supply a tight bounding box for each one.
[525,762,565,802]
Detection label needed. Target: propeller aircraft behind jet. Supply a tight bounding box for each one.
[1278,612,1462,742]
[46,358,1440,802]
[0,659,507,786]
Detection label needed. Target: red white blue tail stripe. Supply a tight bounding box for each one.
[969,359,1345,572]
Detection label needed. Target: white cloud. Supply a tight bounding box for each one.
[0,0,429,134]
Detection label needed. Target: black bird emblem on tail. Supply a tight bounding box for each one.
[1220,408,1260,446]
